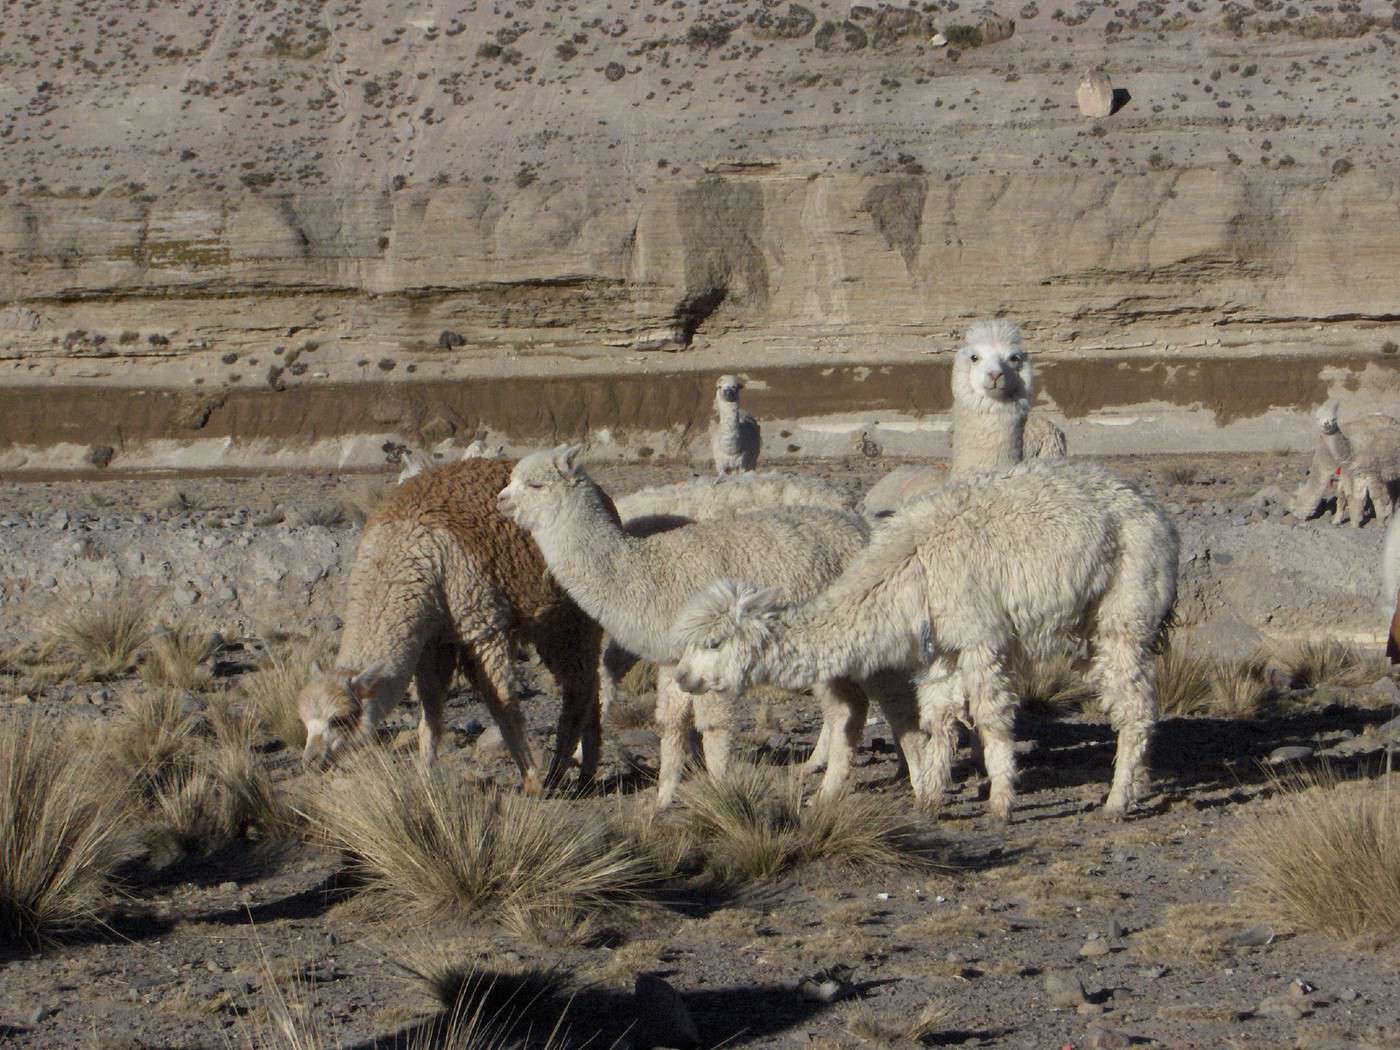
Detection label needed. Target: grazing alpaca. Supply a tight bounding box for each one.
[1309,402,1400,526]
[671,461,1178,820]
[711,374,761,476]
[498,446,925,807]
[861,320,1065,519]
[299,459,603,794]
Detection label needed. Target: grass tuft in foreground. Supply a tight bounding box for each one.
[305,748,654,932]
[1235,768,1400,938]
[1274,638,1387,691]
[139,618,219,691]
[47,586,152,680]
[0,715,129,945]
[656,761,941,885]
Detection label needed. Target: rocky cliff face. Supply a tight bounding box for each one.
[2,0,1399,467]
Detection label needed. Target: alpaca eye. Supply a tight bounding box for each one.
[969,354,979,362]
[1009,355,1022,364]
[526,481,544,490]
[329,715,355,731]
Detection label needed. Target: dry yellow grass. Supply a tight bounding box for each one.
[1236,770,1400,938]
[47,586,153,680]
[0,715,130,945]
[103,687,203,798]
[844,1000,953,1047]
[1155,649,1215,717]
[139,618,219,691]
[1012,652,1096,713]
[657,761,941,885]
[1274,639,1387,691]
[304,748,655,933]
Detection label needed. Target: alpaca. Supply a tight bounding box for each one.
[670,461,1179,821]
[398,441,503,485]
[498,446,927,807]
[711,374,761,476]
[1289,444,1350,523]
[861,321,1065,519]
[1309,402,1400,526]
[299,459,604,795]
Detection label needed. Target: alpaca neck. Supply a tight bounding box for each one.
[336,538,433,723]
[749,584,920,691]
[528,481,665,657]
[1321,428,1353,465]
[951,397,1027,477]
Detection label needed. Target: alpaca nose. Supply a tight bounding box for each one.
[496,489,514,514]
[674,668,700,693]
[989,371,1005,388]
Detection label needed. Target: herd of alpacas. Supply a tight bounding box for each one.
[294,319,1396,822]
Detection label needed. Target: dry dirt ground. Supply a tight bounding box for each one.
[2,454,1400,1050]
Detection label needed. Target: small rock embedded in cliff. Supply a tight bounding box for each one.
[1077,70,1115,118]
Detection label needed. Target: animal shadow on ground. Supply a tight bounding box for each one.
[1110,87,1131,114]
[344,968,844,1050]
[1009,704,1396,814]
[195,866,365,927]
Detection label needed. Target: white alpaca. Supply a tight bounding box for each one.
[861,320,1065,519]
[397,441,503,484]
[711,375,761,476]
[299,459,604,794]
[1309,402,1400,526]
[498,446,926,807]
[670,461,1179,821]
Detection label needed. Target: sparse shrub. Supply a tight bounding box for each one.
[298,502,348,528]
[666,762,939,884]
[1236,770,1400,937]
[0,715,130,945]
[617,659,657,697]
[103,687,203,799]
[943,23,984,47]
[1274,638,1386,691]
[304,749,654,932]
[146,740,295,856]
[1207,652,1272,718]
[1165,464,1198,485]
[139,618,218,691]
[47,586,153,680]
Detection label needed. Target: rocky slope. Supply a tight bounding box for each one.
[3,0,1400,468]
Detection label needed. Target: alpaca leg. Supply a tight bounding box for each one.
[961,649,1019,822]
[1332,474,1350,524]
[803,719,832,775]
[693,689,733,780]
[466,632,543,796]
[536,625,604,790]
[865,671,929,800]
[916,666,963,812]
[810,677,868,799]
[1089,636,1157,818]
[1352,474,1371,528]
[1368,473,1394,524]
[653,665,693,809]
[413,642,455,766]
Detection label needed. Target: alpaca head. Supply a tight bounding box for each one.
[715,374,744,405]
[497,444,587,533]
[671,579,784,696]
[1315,400,1341,435]
[298,662,386,769]
[951,320,1032,410]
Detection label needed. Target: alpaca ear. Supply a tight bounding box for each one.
[552,443,584,478]
[736,586,783,620]
[348,662,386,697]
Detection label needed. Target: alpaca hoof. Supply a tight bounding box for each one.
[521,773,544,798]
[988,796,1014,823]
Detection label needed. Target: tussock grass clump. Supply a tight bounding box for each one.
[398,946,570,1029]
[103,687,203,798]
[1164,464,1198,485]
[1207,651,1272,719]
[1155,650,1215,717]
[845,1000,953,1047]
[47,586,152,679]
[1013,653,1095,714]
[305,749,654,932]
[1274,638,1386,691]
[1236,770,1400,938]
[139,618,219,691]
[147,738,297,856]
[665,762,939,884]
[617,659,657,697]
[0,715,129,945]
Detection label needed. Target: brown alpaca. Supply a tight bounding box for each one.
[298,459,603,793]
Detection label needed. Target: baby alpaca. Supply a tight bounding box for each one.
[299,459,604,794]
[671,462,1178,821]
[1313,401,1400,526]
[499,446,922,807]
[711,374,761,476]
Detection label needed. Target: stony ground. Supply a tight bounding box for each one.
[2,453,1400,1050]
